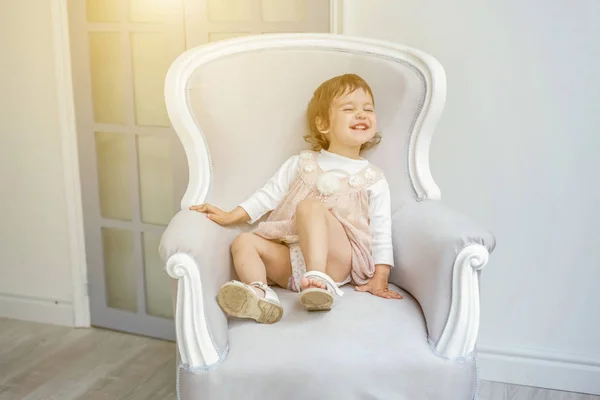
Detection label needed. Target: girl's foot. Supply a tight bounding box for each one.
[300,277,328,291]
[217,281,283,324]
[299,271,344,311]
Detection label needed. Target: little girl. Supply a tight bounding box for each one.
[190,74,402,324]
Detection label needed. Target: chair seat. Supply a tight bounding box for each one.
[178,284,477,399]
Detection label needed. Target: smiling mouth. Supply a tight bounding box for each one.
[351,123,369,130]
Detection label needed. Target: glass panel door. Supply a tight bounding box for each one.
[70,0,187,340]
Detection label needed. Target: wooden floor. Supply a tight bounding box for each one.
[0,318,176,400]
[0,318,597,400]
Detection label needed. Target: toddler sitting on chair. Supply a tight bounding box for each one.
[190,73,402,324]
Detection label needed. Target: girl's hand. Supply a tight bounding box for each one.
[189,204,250,226]
[355,267,403,300]
[189,203,235,226]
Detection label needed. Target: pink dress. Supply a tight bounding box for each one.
[253,151,384,291]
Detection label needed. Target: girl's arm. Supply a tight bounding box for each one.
[355,178,403,299]
[238,155,300,223]
[368,178,394,267]
[190,155,300,226]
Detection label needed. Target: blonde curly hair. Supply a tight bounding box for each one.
[304,73,381,152]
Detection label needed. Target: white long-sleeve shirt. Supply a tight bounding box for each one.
[239,150,394,267]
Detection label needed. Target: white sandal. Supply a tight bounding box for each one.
[299,271,345,311]
[217,280,283,324]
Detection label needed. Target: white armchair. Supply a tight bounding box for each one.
[160,33,495,399]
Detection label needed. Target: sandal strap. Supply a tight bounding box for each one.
[249,281,268,290]
[248,281,280,304]
[303,271,344,297]
[249,281,272,295]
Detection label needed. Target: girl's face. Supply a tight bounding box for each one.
[319,88,377,154]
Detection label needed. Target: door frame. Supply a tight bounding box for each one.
[330,0,343,34]
[51,0,90,328]
[55,0,343,329]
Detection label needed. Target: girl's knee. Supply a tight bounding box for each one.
[231,232,256,255]
[296,199,324,219]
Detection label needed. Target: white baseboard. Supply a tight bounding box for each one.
[478,345,600,395]
[0,293,74,326]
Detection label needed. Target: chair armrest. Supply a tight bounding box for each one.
[160,209,237,369]
[390,200,496,358]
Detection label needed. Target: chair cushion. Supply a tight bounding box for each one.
[178,284,477,399]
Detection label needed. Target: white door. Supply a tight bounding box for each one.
[68,0,332,340]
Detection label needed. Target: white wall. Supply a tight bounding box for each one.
[0,1,79,326]
[342,0,600,394]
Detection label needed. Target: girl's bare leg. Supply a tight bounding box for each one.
[230,233,292,297]
[295,199,352,290]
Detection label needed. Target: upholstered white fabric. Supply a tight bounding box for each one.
[184,47,426,214]
[178,286,477,400]
[160,210,234,364]
[390,200,496,352]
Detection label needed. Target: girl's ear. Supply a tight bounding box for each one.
[316,116,329,134]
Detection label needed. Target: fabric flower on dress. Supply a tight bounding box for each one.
[349,174,366,188]
[316,171,342,196]
[364,168,376,180]
[303,164,316,173]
